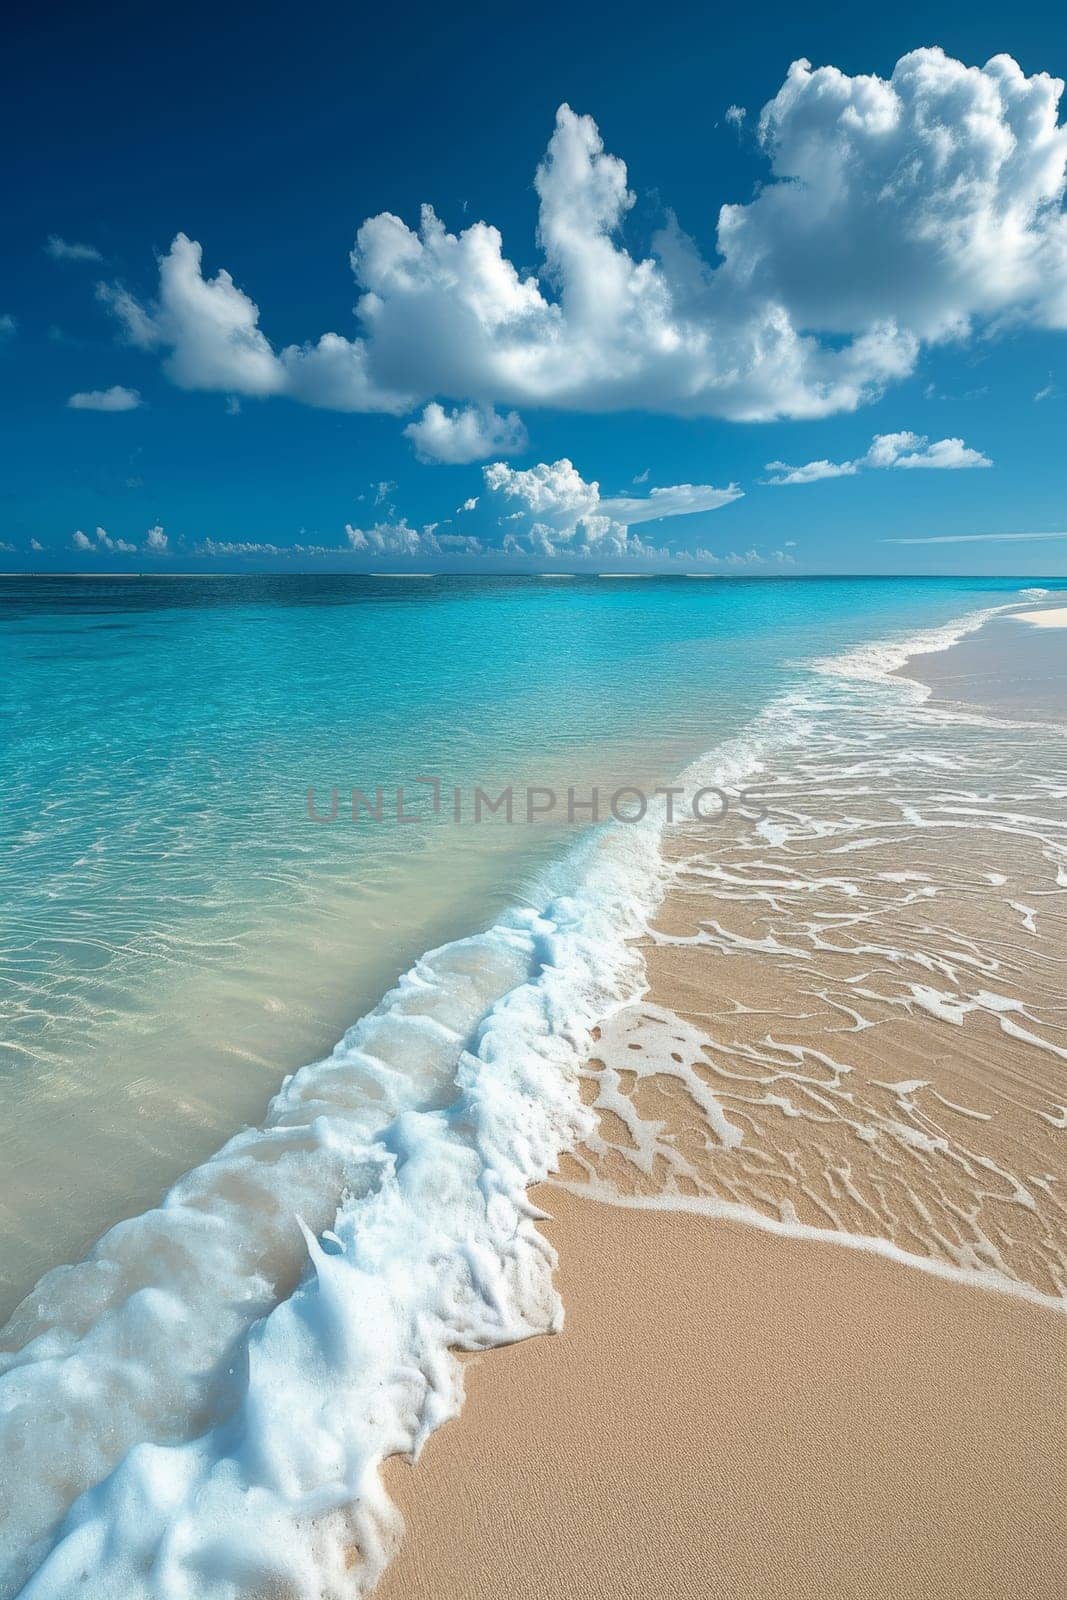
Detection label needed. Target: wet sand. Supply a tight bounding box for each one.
[895,607,1067,723]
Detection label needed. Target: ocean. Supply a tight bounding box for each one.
[0,572,1062,1598]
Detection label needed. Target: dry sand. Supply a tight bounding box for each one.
[1011,607,1067,628]
[381,1187,1065,1600]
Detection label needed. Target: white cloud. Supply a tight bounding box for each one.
[403,402,528,463]
[100,51,1067,431]
[99,233,410,412]
[67,385,142,412]
[726,52,1067,345]
[437,533,482,553]
[766,430,992,484]
[883,530,1067,544]
[102,526,136,552]
[68,523,168,555]
[198,539,289,557]
[72,526,136,553]
[764,457,858,485]
[193,538,370,559]
[0,314,16,340]
[887,435,992,470]
[484,457,741,556]
[30,538,43,552]
[46,236,103,263]
[725,104,746,128]
[688,546,792,569]
[344,519,444,557]
[458,496,479,512]
[600,482,745,523]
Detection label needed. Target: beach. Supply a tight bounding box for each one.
[381,600,1067,1598]
[2,582,1065,1599]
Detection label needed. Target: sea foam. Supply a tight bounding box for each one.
[1,808,675,1598]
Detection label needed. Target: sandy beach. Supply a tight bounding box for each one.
[3,593,1064,1600]
[379,608,1067,1599]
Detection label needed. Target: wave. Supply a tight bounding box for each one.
[1,802,680,1597]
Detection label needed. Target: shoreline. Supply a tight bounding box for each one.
[378,599,1067,1597]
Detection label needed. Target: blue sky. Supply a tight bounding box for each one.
[3,0,1066,574]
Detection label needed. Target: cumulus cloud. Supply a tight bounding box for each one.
[766,430,992,484]
[71,524,167,554]
[98,50,1067,430]
[30,538,44,552]
[728,52,1067,344]
[72,526,136,553]
[484,457,741,556]
[99,233,410,412]
[67,385,142,412]
[403,402,528,462]
[46,236,103,263]
[342,519,473,559]
[881,435,992,470]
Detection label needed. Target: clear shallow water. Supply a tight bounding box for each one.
[0,573,1058,1314]
[0,574,1063,1598]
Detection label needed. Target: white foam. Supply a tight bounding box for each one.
[557,1184,1066,1312]
[809,600,1013,693]
[1,808,674,1599]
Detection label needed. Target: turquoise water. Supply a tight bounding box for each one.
[0,572,1058,1312]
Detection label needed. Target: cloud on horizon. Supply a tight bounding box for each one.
[483,457,742,557]
[71,523,167,554]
